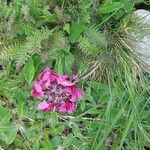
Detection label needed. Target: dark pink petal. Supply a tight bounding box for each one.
[65,86,84,102]
[38,68,56,84]
[67,102,76,113]
[38,68,51,82]
[32,82,44,97]
[59,102,76,113]
[37,101,49,110]
[69,95,77,102]
[59,102,67,112]
[48,103,59,112]
[44,80,51,88]
[57,76,75,86]
[32,82,42,93]
[44,102,53,112]
[31,90,42,97]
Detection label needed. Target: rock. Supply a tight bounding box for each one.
[131,9,150,72]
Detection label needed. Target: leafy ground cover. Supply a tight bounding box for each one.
[0,0,150,149]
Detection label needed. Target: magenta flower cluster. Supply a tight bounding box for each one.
[31,68,83,113]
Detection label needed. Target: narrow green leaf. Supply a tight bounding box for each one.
[80,100,86,111]
[98,2,125,14]
[55,51,65,74]
[44,136,53,150]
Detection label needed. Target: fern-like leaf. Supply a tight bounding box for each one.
[78,25,107,55]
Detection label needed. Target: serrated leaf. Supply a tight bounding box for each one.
[65,51,74,73]
[23,58,35,84]
[98,2,125,14]
[69,22,85,43]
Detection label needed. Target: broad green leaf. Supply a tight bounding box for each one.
[0,124,18,145]
[50,112,58,126]
[124,0,135,13]
[0,104,18,146]
[0,106,10,119]
[72,124,82,138]
[98,2,125,14]
[14,89,28,119]
[63,134,74,148]
[5,128,18,145]
[32,55,42,73]
[0,146,4,150]
[23,58,35,84]
[50,125,65,135]
[32,142,40,150]
[51,136,62,148]
[17,99,27,119]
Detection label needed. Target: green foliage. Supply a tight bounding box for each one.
[98,2,125,14]
[23,58,35,84]
[0,0,150,149]
[0,106,18,148]
[1,28,53,67]
[78,25,108,55]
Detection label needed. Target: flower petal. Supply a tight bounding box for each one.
[37,101,49,110]
[65,86,83,102]
[44,102,53,112]
[32,82,44,97]
[38,68,51,82]
[57,76,75,86]
[67,102,76,113]
[38,68,57,84]
[59,102,67,112]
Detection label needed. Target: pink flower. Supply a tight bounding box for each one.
[38,68,56,86]
[37,101,49,110]
[31,68,84,113]
[65,86,84,102]
[60,102,76,113]
[57,75,75,86]
[31,81,44,97]
[37,101,54,112]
